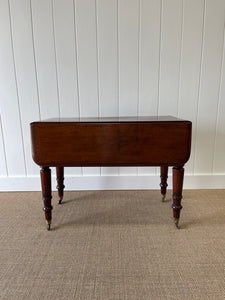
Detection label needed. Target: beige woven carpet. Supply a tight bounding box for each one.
[1,190,225,300]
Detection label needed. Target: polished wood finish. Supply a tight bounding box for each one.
[56,167,65,204]
[31,116,192,230]
[160,166,168,202]
[172,166,184,229]
[31,119,191,167]
[40,167,52,230]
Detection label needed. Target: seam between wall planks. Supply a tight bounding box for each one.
[95,0,100,119]
[156,0,163,117]
[137,0,141,176]
[95,0,101,176]
[51,0,60,118]
[137,0,141,117]
[117,0,120,176]
[73,0,81,119]
[212,7,225,173]
[29,0,41,120]
[117,0,120,119]
[177,0,184,118]
[0,116,8,176]
[193,0,206,175]
[8,0,27,175]
[73,0,83,176]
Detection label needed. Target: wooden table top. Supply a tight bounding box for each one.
[31,116,190,124]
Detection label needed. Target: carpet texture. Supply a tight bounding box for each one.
[0,189,225,300]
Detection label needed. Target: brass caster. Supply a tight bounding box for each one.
[174,218,180,229]
[58,197,63,204]
[46,220,51,231]
[161,194,166,202]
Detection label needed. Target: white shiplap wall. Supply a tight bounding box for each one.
[0,0,225,191]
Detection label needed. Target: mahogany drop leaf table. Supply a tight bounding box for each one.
[30,116,192,230]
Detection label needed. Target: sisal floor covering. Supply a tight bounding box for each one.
[0,189,225,300]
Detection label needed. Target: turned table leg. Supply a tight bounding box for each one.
[56,167,65,204]
[40,167,53,231]
[172,166,184,229]
[160,166,168,202]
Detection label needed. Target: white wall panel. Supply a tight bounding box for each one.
[75,0,99,118]
[118,0,139,117]
[213,34,225,173]
[118,0,139,175]
[75,0,100,176]
[53,0,81,176]
[158,0,182,116]
[0,0,26,176]
[0,116,7,176]
[1,0,225,190]
[157,0,182,177]
[97,0,119,176]
[138,0,161,176]
[97,0,118,118]
[9,0,40,176]
[178,0,204,174]
[139,0,161,117]
[53,0,79,118]
[194,0,225,174]
[31,0,59,119]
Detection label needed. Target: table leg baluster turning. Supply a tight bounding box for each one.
[40,167,53,231]
[172,166,184,229]
[56,167,65,204]
[160,166,168,202]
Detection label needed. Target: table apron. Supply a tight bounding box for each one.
[31,122,192,167]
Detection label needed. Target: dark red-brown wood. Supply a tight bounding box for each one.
[56,167,65,204]
[31,117,191,167]
[160,166,168,202]
[172,166,184,229]
[30,116,192,230]
[40,167,52,230]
